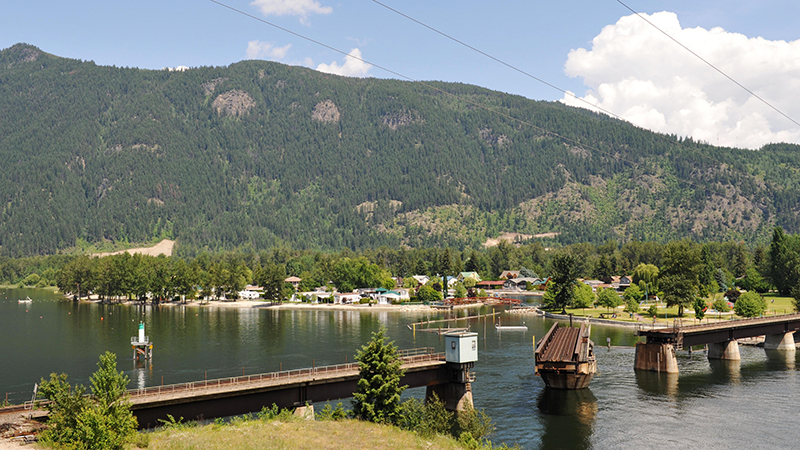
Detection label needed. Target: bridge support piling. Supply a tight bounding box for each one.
[426,381,473,412]
[764,332,796,351]
[707,340,741,360]
[293,404,314,420]
[634,342,678,373]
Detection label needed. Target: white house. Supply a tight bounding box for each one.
[238,285,261,299]
[412,275,430,286]
[334,292,361,304]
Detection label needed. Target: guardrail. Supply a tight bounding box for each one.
[636,312,800,335]
[127,348,444,399]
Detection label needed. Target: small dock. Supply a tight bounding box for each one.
[534,321,596,389]
[407,311,501,336]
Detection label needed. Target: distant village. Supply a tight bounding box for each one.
[234,270,633,305]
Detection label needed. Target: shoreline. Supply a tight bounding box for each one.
[74,297,486,313]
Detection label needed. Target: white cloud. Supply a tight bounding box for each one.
[316,48,372,78]
[246,40,291,60]
[560,11,800,149]
[251,0,332,22]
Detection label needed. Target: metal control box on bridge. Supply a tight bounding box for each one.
[445,331,478,363]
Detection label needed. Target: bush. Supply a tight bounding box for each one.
[317,402,348,421]
[712,297,730,312]
[647,304,658,318]
[38,352,137,450]
[257,404,294,421]
[455,403,495,446]
[398,394,452,437]
[734,292,768,317]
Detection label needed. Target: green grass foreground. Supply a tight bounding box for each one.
[132,418,492,450]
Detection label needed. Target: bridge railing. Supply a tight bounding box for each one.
[636,312,800,335]
[127,348,443,399]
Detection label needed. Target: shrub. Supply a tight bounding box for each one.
[712,297,730,312]
[734,292,768,318]
[38,352,137,450]
[398,394,452,437]
[256,404,294,421]
[455,403,495,446]
[317,402,348,421]
[647,304,658,318]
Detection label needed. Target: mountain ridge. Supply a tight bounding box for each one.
[1,43,799,257]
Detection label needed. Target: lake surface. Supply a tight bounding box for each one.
[2,288,799,449]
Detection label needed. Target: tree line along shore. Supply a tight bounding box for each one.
[2,228,799,318]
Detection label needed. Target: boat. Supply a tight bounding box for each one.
[18,296,32,303]
[534,320,596,389]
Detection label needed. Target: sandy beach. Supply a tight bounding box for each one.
[79,297,483,313]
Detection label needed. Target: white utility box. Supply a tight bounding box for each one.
[445,331,478,363]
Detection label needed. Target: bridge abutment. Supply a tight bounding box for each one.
[764,331,796,351]
[426,381,473,412]
[707,340,741,360]
[634,342,678,373]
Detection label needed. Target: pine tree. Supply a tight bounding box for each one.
[352,327,407,424]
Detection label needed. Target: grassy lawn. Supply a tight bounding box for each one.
[135,418,474,450]
[762,293,797,315]
[549,292,798,326]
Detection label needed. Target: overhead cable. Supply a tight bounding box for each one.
[616,0,800,128]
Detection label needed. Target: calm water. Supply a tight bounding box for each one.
[2,288,799,449]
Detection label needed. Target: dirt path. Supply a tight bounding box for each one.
[94,239,174,257]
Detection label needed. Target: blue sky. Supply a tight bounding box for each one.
[2,1,799,148]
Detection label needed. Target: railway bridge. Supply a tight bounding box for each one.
[124,334,478,428]
[634,313,800,373]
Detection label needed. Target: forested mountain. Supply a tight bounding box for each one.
[2,43,800,257]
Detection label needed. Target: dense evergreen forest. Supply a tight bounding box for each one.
[3,43,800,257]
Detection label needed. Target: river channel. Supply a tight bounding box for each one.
[2,288,799,449]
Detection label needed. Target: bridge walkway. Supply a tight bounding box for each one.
[636,312,800,348]
[127,348,443,406]
[635,313,800,373]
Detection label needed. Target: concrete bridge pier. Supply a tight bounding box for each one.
[707,340,741,360]
[764,331,796,351]
[634,342,678,373]
[426,361,474,412]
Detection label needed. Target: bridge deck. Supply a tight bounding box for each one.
[636,313,800,348]
[128,348,444,406]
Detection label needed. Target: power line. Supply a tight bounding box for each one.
[367,0,777,194]
[370,0,624,121]
[209,0,721,202]
[616,0,800,128]
[208,0,622,162]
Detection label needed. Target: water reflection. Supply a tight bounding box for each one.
[537,388,597,450]
[764,349,797,371]
[634,370,679,398]
[708,359,742,385]
[132,359,152,391]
